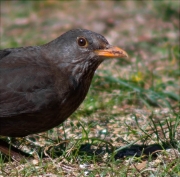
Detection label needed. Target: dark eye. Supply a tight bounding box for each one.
[77,37,88,47]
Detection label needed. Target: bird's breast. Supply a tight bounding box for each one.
[53,75,93,125]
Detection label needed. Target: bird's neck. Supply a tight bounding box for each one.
[72,60,102,83]
[56,59,102,97]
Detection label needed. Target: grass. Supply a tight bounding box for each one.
[0,1,179,176]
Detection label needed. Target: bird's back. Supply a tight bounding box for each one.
[0,45,92,137]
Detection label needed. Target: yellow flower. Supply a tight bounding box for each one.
[131,71,144,82]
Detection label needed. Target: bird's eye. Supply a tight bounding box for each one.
[77,37,88,47]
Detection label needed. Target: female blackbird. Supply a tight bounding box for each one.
[0,29,128,137]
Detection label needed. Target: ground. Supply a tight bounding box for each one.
[0,1,179,176]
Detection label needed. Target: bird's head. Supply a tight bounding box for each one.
[45,28,128,63]
[44,29,128,80]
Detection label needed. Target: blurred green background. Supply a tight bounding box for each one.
[0,1,179,176]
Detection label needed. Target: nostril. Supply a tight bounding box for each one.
[105,45,111,49]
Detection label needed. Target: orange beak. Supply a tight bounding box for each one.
[95,46,128,59]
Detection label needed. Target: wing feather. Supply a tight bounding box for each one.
[0,47,59,117]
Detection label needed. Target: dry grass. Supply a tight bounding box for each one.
[0,1,179,176]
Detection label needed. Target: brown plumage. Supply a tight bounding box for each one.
[0,29,128,137]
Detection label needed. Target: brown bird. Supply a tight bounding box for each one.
[0,29,128,137]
